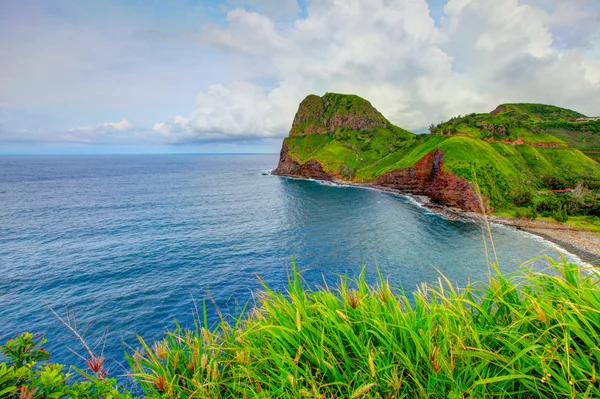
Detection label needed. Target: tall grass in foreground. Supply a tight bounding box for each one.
[129,258,600,398]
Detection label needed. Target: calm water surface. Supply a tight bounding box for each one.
[0,155,576,369]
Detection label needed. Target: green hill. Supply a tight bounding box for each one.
[431,103,600,149]
[274,94,600,211]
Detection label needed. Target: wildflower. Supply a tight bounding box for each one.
[346,290,361,309]
[86,356,107,380]
[154,376,166,392]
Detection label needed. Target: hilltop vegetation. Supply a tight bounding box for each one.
[430,103,600,147]
[277,94,600,212]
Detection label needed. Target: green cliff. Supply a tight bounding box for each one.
[275,93,600,212]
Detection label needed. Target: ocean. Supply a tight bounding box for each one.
[0,154,577,372]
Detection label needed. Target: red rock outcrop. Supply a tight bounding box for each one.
[378,150,481,211]
[273,143,333,181]
[274,145,482,211]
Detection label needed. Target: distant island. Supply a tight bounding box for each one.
[273,93,600,263]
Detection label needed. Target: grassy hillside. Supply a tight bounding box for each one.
[431,103,600,149]
[281,96,600,209]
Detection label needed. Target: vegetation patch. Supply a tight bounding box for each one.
[282,95,600,213]
[5,260,600,398]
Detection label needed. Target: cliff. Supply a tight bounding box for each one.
[289,93,391,136]
[274,94,600,212]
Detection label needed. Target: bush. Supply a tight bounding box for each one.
[541,175,568,190]
[516,206,538,219]
[524,206,537,219]
[536,195,563,215]
[552,206,569,223]
[0,333,131,399]
[513,190,534,207]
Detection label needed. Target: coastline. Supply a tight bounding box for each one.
[272,172,600,266]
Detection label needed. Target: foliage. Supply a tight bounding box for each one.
[7,259,600,398]
[126,259,600,398]
[283,95,600,212]
[541,176,569,190]
[534,192,600,219]
[552,206,569,223]
[536,195,564,215]
[515,206,538,219]
[0,332,131,399]
[513,189,534,207]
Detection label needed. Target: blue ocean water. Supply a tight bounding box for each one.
[0,154,576,372]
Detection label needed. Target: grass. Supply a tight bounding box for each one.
[287,126,600,209]
[4,258,600,398]
[494,208,600,234]
[123,258,600,398]
[282,95,600,210]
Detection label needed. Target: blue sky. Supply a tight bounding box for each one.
[1,0,599,154]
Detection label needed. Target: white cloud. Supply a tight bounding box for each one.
[154,82,301,142]
[1,119,147,145]
[71,119,133,133]
[154,0,600,141]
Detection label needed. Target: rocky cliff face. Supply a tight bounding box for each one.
[273,142,333,180]
[378,150,481,211]
[289,93,390,136]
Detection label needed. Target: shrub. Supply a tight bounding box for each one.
[552,206,569,223]
[524,206,538,219]
[513,190,534,207]
[536,195,563,215]
[516,206,537,219]
[0,333,131,399]
[541,175,568,190]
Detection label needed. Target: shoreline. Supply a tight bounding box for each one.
[273,172,599,265]
[372,184,600,266]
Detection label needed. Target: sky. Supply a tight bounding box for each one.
[1,0,599,154]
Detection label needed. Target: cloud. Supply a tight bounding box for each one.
[1,119,150,145]
[153,81,301,143]
[155,0,600,141]
[71,119,133,133]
